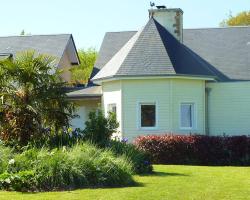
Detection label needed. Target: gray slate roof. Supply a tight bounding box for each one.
[91,31,136,79]
[92,18,222,81]
[93,22,250,81]
[183,27,250,80]
[116,19,175,76]
[0,34,77,66]
[94,31,137,70]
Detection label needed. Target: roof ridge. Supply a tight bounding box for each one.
[104,26,250,35]
[184,26,250,30]
[0,34,71,38]
[150,18,176,73]
[154,18,226,80]
[106,31,137,33]
[116,17,175,76]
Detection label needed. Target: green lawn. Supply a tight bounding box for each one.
[0,165,249,200]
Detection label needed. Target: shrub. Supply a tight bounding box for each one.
[134,135,250,166]
[0,170,35,191]
[0,143,134,191]
[108,140,152,174]
[83,110,119,147]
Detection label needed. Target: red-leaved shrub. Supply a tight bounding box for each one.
[134,135,250,166]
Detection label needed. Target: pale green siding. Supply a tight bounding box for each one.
[71,99,100,130]
[121,78,206,141]
[172,79,205,134]
[122,79,171,141]
[207,82,250,136]
[102,81,123,137]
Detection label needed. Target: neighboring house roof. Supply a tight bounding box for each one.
[0,34,80,66]
[93,21,250,81]
[66,86,102,99]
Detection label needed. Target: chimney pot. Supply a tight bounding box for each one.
[148,8,183,42]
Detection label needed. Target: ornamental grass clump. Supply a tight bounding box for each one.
[0,143,135,191]
[108,140,153,174]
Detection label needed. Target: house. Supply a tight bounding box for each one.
[0,34,79,81]
[68,7,250,142]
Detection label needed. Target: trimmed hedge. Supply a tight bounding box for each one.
[134,135,250,166]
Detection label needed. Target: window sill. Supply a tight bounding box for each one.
[179,127,195,131]
[138,127,158,131]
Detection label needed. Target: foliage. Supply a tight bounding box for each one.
[70,48,98,85]
[29,110,118,149]
[0,171,35,191]
[0,51,76,147]
[108,140,152,174]
[134,135,250,165]
[83,110,119,147]
[0,145,13,174]
[30,128,85,149]
[20,30,25,35]
[220,10,250,26]
[0,143,134,191]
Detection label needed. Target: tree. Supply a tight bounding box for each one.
[20,30,31,36]
[70,48,98,85]
[20,30,25,35]
[220,11,250,26]
[0,51,76,146]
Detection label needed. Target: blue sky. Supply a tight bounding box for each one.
[1,0,249,49]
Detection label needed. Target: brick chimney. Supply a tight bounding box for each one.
[149,7,183,42]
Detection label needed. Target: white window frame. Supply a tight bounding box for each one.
[179,102,196,130]
[138,102,158,130]
[107,103,117,114]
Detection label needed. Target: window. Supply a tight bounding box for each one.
[180,103,195,129]
[107,103,117,115]
[140,103,156,128]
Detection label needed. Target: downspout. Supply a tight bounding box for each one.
[205,87,211,136]
[120,80,124,140]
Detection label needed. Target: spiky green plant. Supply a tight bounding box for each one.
[0,51,76,146]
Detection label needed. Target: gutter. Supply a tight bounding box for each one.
[92,74,217,84]
[67,96,101,101]
[0,53,13,59]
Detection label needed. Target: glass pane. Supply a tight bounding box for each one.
[141,104,156,127]
[108,104,116,115]
[181,104,192,128]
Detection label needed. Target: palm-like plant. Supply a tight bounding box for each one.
[0,51,75,146]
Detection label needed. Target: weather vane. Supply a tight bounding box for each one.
[150,2,155,8]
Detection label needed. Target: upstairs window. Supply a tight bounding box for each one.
[140,103,156,128]
[107,103,117,115]
[180,103,195,129]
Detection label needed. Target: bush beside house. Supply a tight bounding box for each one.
[135,135,250,166]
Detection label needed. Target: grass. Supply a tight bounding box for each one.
[0,165,249,200]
